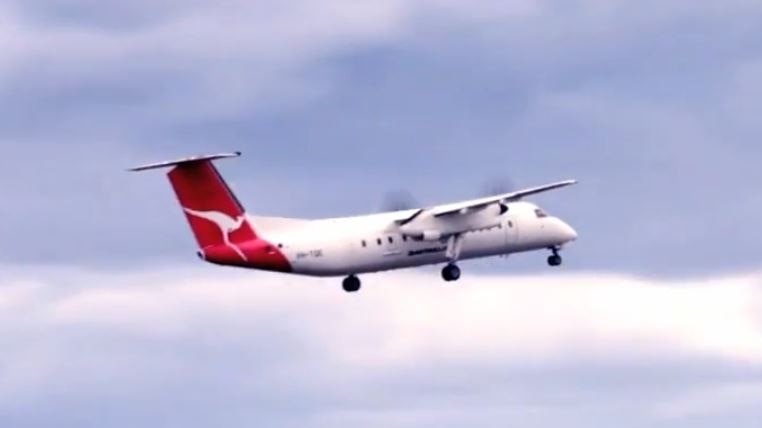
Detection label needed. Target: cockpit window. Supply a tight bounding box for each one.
[535,208,549,218]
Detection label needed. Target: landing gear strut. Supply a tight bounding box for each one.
[441,263,461,282]
[442,234,463,282]
[342,275,361,293]
[547,247,563,267]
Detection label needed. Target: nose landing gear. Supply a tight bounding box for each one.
[547,247,563,267]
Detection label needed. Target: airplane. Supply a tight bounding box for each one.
[131,152,578,292]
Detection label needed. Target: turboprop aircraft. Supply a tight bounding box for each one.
[131,152,578,292]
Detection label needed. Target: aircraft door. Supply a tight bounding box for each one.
[505,217,519,249]
[382,234,404,259]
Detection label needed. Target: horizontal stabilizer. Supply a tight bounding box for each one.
[129,152,242,172]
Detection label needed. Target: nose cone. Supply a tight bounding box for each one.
[558,220,578,243]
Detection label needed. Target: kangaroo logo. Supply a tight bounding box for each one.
[183,208,250,261]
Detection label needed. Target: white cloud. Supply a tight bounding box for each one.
[9,268,762,364]
[1,267,761,426]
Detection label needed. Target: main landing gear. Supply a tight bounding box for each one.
[547,247,563,267]
[342,275,361,293]
[441,263,461,282]
[442,234,463,282]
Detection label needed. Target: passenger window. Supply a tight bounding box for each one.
[388,236,394,244]
[508,220,513,228]
[377,238,382,245]
[362,240,367,247]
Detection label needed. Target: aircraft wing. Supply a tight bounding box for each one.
[430,180,577,217]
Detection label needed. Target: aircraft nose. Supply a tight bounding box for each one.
[558,220,578,243]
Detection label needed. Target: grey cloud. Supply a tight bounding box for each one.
[1,1,762,276]
[7,0,213,30]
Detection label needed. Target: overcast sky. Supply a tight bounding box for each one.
[1,1,761,427]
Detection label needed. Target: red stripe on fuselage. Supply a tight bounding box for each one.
[200,238,292,273]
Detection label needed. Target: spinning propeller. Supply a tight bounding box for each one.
[379,177,515,212]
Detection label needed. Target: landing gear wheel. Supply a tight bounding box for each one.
[342,275,361,293]
[547,254,563,267]
[441,264,462,282]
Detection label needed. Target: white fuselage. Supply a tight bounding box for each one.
[253,201,577,277]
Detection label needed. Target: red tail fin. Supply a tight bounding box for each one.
[131,152,292,272]
[167,160,257,248]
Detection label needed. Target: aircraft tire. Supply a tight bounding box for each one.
[342,275,361,292]
[441,264,461,282]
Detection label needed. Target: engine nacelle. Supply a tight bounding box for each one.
[402,230,443,241]
[420,230,442,241]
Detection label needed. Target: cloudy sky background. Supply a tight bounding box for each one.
[1,0,761,426]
